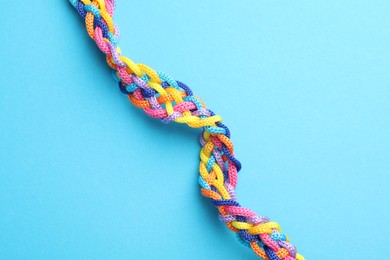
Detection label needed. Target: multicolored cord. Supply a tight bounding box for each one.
[68,0,304,259]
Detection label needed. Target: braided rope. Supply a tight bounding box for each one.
[68,1,304,259]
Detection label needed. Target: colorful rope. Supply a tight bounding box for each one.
[68,1,304,259]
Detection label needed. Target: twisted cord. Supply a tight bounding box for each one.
[68,1,304,259]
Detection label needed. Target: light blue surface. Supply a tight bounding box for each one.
[0,1,389,259]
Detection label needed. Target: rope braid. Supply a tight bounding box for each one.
[68,1,304,259]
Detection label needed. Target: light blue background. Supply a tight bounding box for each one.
[0,1,389,259]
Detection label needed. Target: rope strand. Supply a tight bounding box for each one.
[68,1,304,259]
